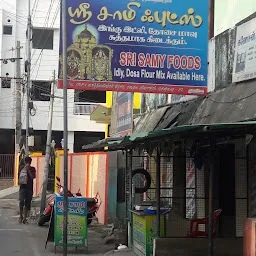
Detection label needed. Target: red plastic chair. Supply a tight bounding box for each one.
[187,209,222,237]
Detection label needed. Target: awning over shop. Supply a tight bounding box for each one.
[134,80,256,133]
[156,97,204,129]
[134,106,169,133]
[82,121,256,152]
[90,105,111,124]
[90,104,141,125]
[190,80,256,124]
[85,81,256,151]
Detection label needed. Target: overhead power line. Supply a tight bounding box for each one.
[0,0,29,18]
[31,2,60,78]
[31,0,39,20]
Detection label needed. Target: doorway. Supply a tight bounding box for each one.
[217,144,236,237]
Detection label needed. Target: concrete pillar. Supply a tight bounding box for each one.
[68,131,74,153]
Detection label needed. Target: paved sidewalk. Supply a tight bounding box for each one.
[104,249,133,256]
[0,186,19,198]
[0,199,115,255]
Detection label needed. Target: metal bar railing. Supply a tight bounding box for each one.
[0,154,15,179]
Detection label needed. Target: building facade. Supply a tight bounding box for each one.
[132,10,256,243]
[0,0,106,153]
[215,0,256,35]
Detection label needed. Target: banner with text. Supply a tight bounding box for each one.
[58,0,209,95]
[232,16,256,83]
[54,197,88,247]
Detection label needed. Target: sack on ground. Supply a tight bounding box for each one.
[18,168,28,185]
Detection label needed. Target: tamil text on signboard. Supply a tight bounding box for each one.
[58,0,209,95]
[233,16,256,83]
[55,197,88,247]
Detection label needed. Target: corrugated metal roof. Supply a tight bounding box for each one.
[133,106,169,133]
[82,121,256,152]
[156,97,204,130]
[83,81,256,152]
[156,81,256,129]
[191,80,256,124]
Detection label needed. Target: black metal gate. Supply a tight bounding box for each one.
[0,154,15,179]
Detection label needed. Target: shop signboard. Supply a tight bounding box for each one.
[133,213,164,256]
[110,92,134,137]
[58,0,209,96]
[54,197,88,247]
[233,17,256,83]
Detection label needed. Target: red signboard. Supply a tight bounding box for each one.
[57,80,206,95]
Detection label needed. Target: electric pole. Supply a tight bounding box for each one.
[62,0,69,254]
[26,0,32,155]
[208,1,215,256]
[40,70,56,215]
[209,0,215,39]
[15,41,22,158]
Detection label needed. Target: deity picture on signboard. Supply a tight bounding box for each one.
[59,24,113,81]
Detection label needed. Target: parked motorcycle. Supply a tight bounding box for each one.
[38,176,99,226]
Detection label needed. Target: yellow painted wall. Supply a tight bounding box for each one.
[106,92,140,110]
[14,152,43,186]
[105,92,141,138]
[105,92,112,138]
[14,154,20,186]
[31,152,43,157]
[106,91,113,107]
[55,149,64,192]
[134,92,140,109]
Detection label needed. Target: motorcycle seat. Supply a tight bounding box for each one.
[87,198,97,203]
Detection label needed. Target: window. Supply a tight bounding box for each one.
[1,78,11,88]
[74,90,106,103]
[3,25,12,35]
[31,81,51,101]
[32,28,54,50]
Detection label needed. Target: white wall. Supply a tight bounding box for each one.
[0,0,17,129]
[0,0,105,138]
[215,0,256,35]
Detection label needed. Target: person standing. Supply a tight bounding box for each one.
[18,156,36,224]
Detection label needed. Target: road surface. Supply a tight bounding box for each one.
[0,206,44,255]
[0,199,114,255]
